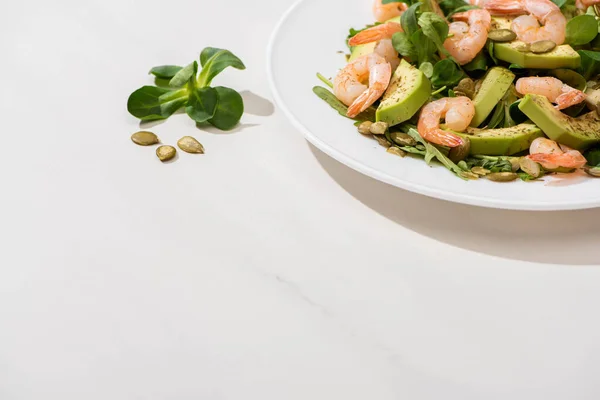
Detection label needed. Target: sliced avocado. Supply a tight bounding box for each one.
[376,59,431,126]
[349,17,401,62]
[455,124,543,156]
[470,67,515,127]
[518,94,600,150]
[491,17,580,70]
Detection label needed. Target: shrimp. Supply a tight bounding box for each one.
[333,53,392,118]
[374,39,401,70]
[484,0,566,44]
[417,97,475,147]
[516,77,587,110]
[527,137,587,169]
[373,0,408,22]
[576,0,600,9]
[443,9,492,65]
[348,22,403,46]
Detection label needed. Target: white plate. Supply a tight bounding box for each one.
[267,0,600,210]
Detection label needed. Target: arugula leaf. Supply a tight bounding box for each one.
[208,87,244,130]
[431,59,464,88]
[127,86,188,121]
[566,15,598,46]
[186,87,218,123]
[197,48,246,87]
[418,12,450,55]
[392,32,417,60]
[313,86,376,121]
[169,62,196,88]
[149,65,183,79]
[406,128,469,179]
[401,3,421,37]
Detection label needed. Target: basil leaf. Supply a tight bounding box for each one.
[169,62,196,88]
[149,65,183,79]
[198,48,245,87]
[418,12,450,54]
[401,3,421,37]
[431,59,464,88]
[186,87,218,123]
[566,15,598,46]
[392,32,417,60]
[208,86,244,130]
[127,86,188,121]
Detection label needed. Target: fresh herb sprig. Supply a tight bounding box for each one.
[127,47,245,130]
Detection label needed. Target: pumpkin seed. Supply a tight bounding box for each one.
[585,166,600,177]
[515,43,531,52]
[390,131,417,147]
[369,121,389,135]
[357,121,373,135]
[471,166,491,176]
[530,40,556,54]
[131,131,159,146]
[486,172,518,182]
[387,146,406,158]
[177,136,205,154]
[156,145,176,162]
[374,135,391,148]
[510,157,521,172]
[460,171,480,180]
[488,29,517,42]
[448,138,470,163]
[519,157,542,178]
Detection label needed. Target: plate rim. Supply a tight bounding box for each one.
[266,0,600,211]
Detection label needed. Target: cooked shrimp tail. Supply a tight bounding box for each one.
[515,77,586,110]
[417,97,475,147]
[348,22,403,46]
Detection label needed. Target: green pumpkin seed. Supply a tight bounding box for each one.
[374,135,391,148]
[519,157,542,178]
[460,171,480,180]
[471,166,491,176]
[515,43,531,52]
[488,29,517,42]
[585,166,600,177]
[387,146,406,158]
[486,172,518,182]
[357,121,373,135]
[390,132,417,147]
[177,136,205,154]
[131,131,159,146]
[529,40,556,54]
[369,121,389,135]
[156,145,176,162]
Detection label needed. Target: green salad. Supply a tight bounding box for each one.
[314,0,600,181]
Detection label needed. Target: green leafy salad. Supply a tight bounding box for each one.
[314,0,600,181]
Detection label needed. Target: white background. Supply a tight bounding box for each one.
[1,0,600,399]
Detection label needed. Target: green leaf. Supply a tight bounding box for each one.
[186,87,218,123]
[312,86,376,121]
[566,15,598,46]
[418,12,450,54]
[411,29,438,64]
[149,65,183,79]
[584,146,600,166]
[208,87,244,130]
[486,101,505,129]
[198,48,245,87]
[509,100,528,124]
[463,52,488,72]
[382,0,409,3]
[169,62,196,88]
[392,32,417,60]
[127,86,188,121]
[406,128,468,179]
[549,69,587,91]
[551,0,568,7]
[317,72,333,88]
[431,59,464,88]
[401,3,421,37]
[577,50,600,80]
[419,61,434,78]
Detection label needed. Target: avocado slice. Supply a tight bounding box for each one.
[348,17,401,62]
[455,124,544,155]
[471,67,515,127]
[518,94,600,151]
[491,17,580,69]
[376,59,431,126]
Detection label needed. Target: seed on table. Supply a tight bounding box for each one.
[131,131,159,146]
[177,136,205,154]
[530,40,556,54]
[369,121,389,135]
[357,121,373,135]
[488,29,517,42]
[156,145,176,162]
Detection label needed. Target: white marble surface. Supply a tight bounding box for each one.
[1,0,600,399]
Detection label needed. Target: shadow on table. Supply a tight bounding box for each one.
[309,144,600,266]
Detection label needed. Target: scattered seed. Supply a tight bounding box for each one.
[515,43,531,52]
[357,121,373,135]
[488,29,517,42]
[585,166,600,177]
[519,157,542,178]
[510,157,521,172]
[486,172,518,182]
[530,40,556,54]
[448,138,471,163]
[390,132,417,147]
[177,136,205,154]
[156,145,176,162]
[471,166,491,176]
[387,146,406,158]
[369,121,389,135]
[374,135,391,148]
[460,171,480,180]
[131,131,159,146]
